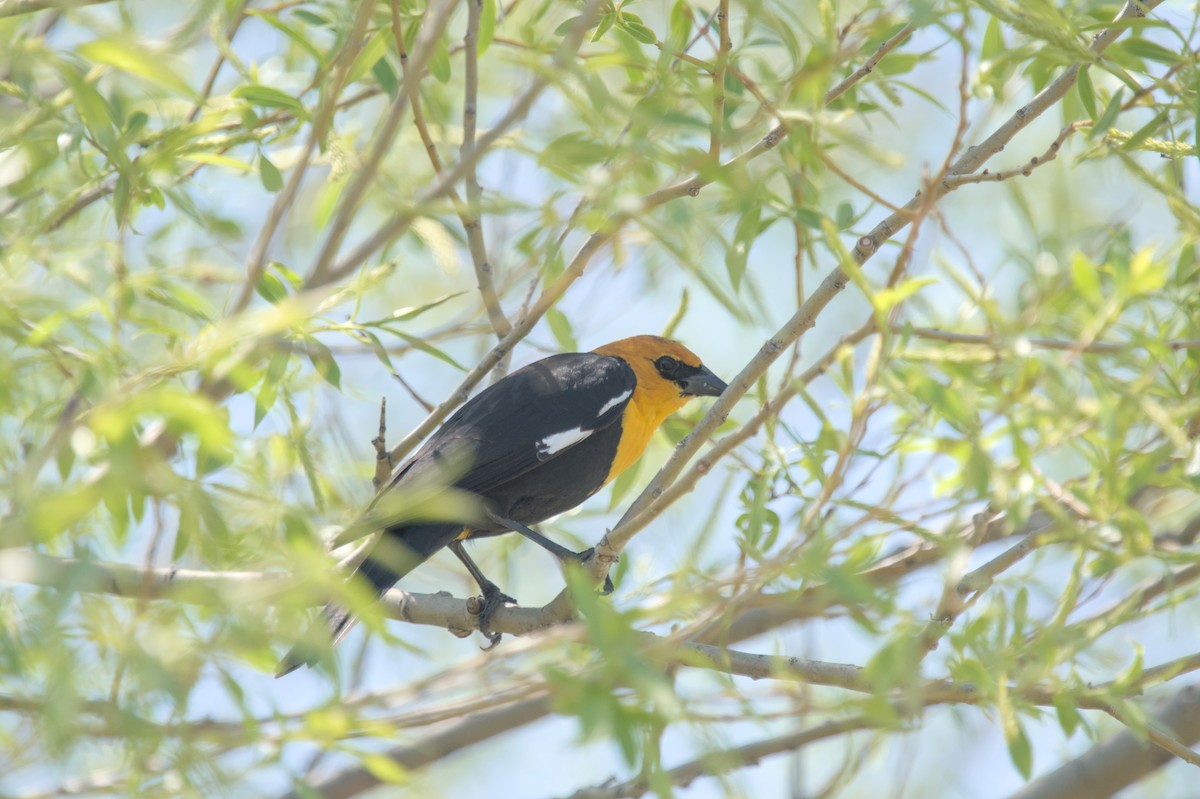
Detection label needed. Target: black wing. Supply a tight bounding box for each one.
[388,352,636,498]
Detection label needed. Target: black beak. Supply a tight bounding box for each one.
[679,365,728,397]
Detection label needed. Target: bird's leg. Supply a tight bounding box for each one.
[448,540,514,649]
[484,510,616,596]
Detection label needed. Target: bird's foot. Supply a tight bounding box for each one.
[575,548,616,596]
[473,582,517,650]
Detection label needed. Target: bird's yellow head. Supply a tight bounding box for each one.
[593,335,727,425]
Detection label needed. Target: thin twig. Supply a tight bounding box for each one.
[708,0,730,160]
[894,325,1200,354]
[231,0,378,313]
[943,122,1083,189]
[186,2,249,123]
[317,0,609,288]
[305,0,459,287]
[462,0,511,341]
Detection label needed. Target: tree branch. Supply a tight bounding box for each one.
[576,0,1165,592]
[461,0,511,342]
[895,325,1200,355]
[304,0,459,287]
[232,0,377,314]
[557,717,874,799]
[708,0,730,160]
[1007,686,1200,799]
[362,12,910,468]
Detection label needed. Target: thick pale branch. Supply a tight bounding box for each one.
[16,546,1197,797]
[0,549,561,636]
[1008,686,1200,799]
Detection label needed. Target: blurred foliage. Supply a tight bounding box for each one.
[1,0,1199,797]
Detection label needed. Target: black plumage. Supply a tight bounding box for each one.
[277,353,637,675]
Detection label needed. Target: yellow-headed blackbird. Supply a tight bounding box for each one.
[277,335,726,676]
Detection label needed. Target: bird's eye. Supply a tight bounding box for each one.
[655,356,681,378]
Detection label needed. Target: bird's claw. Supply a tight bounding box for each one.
[474,583,516,650]
[576,547,616,596]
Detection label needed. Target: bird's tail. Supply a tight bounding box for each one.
[275,524,459,677]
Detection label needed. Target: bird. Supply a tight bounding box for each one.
[276,334,727,676]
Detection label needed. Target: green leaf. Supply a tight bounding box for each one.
[478,0,496,55]
[354,329,397,375]
[183,152,255,173]
[372,57,399,98]
[259,152,283,192]
[1076,68,1097,120]
[60,68,116,149]
[292,9,330,27]
[872,276,937,313]
[835,201,854,230]
[390,331,466,370]
[305,338,342,389]
[607,456,643,510]
[1120,111,1166,154]
[619,19,658,45]
[661,288,688,339]
[254,353,289,428]
[1007,725,1033,780]
[249,10,327,64]
[981,16,1004,62]
[361,754,408,785]
[1195,84,1200,164]
[257,272,288,304]
[367,292,464,325]
[143,283,214,322]
[1120,38,1180,65]
[1053,692,1081,738]
[124,110,148,138]
[546,308,577,351]
[78,39,193,95]
[554,16,583,36]
[538,132,608,177]
[233,85,308,119]
[725,205,761,291]
[113,173,132,228]
[347,29,390,86]
[1069,252,1102,303]
[668,0,691,49]
[876,53,923,76]
[429,35,451,83]
[592,13,615,41]
[1089,88,1124,139]
[793,207,825,229]
[1111,643,1144,690]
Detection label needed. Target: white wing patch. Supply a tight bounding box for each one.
[597,387,633,417]
[536,426,591,459]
